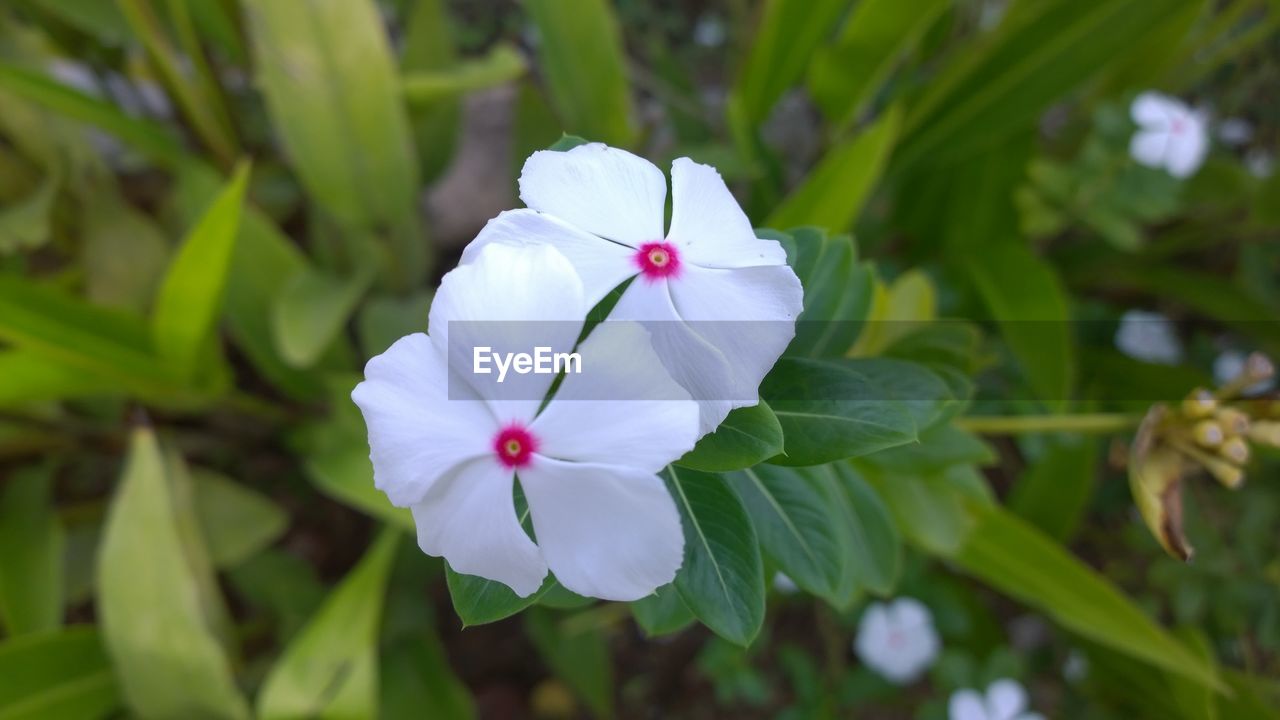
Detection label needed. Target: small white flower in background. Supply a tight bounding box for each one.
[854,597,940,684]
[1062,650,1089,684]
[464,143,804,434]
[1245,149,1274,179]
[353,243,700,601]
[772,573,798,594]
[1129,92,1209,179]
[1115,310,1183,365]
[1217,117,1254,146]
[949,679,1044,720]
[1214,349,1277,396]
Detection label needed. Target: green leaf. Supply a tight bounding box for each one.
[828,462,901,595]
[772,228,874,358]
[1007,435,1099,541]
[729,0,851,129]
[151,161,250,377]
[444,564,555,627]
[727,465,847,605]
[526,0,635,146]
[0,351,116,407]
[191,469,287,568]
[808,0,948,129]
[97,427,250,719]
[258,529,400,720]
[894,0,1191,170]
[357,291,433,358]
[380,636,475,720]
[16,0,133,44]
[81,191,169,313]
[762,357,950,466]
[401,44,527,104]
[525,608,615,718]
[859,463,980,556]
[630,584,694,637]
[271,265,373,368]
[664,466,764,646]
[677,401,784,472]
[245,0,425,280]
[0,169,57,255]
[0,626,120,720]
[966,243,1074,403]
[400,0,461,182]
[0,466,63,635]
[859,423,995,475]
[766,106,901,232]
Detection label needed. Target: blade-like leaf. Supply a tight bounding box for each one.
[401,44,527,104]
[0,466,63,635]
[0,626,120,719]
[677,401,784,472]
[191,469,287,569]
[664,466,764,646]
[271,265,373,369]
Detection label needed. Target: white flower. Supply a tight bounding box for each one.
[462,143,804,434]
[352,243,700,601]
[1214,349,1276,395]
[772,573,799,594]
[1217,117,1253,146]
[854,597,940,684]
[1245,149,1274,179]
[1115,310,1182,365]
[1130,92,1209,179]
[949,679,1044,720]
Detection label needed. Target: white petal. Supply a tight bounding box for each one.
[985,679,1029,720]
[948,690,988,720]
[529,321,699,472]
[519,143,667,247]
[429,243,587,423]
[1131,91,1174,129]
[1165,119,1208,178]
[1115,309,1182,365]
[352,333,495,507]
[890,597,932,629]
[519,458,683,601]
[1129,128,1169,169]
[411,459,547,597]
[666,157,787,268]
[462,209,638,307]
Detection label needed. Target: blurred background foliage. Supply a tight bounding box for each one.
[0,0,1277,717]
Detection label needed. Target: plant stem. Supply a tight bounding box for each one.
[955,413,1142,435]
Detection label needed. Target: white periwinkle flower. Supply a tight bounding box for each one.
[1116,309,1182,365]
[949,679,1044,720]
[463,143,804,434]
[854,597,941,684]
[1129,92,1209,179]
[352,243,700,601]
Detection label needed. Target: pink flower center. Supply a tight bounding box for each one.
[634,241,681,281]
[493,424,537,469]
[1171,117,1185,135]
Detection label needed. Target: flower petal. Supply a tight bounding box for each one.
[1131,91,1174,128]
[519,143,667,247]
[529,321,699,472]
[352,333,495,507]
[430,243,587,423]
[1129,128,1169,169]
[411,459,547,597]
[462,209,638,307]
[1165,117,1208,179]
[985,679,1029,720]
[948,689,988,720]
[519,458,683,601]
[666,157,787,268]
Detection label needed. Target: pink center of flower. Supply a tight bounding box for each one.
[492,424,537,469]
[1171,117,1186,135]
[634,241,681,281]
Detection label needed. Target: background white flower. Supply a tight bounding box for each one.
[1214,349,1276,395]
[854,597,940,684]
[462,143,804,434]
[1115,309,1183,365]
[1130,92,1209,179]
[949,679,1044,720]
[352,243,700,601]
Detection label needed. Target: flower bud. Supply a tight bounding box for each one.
[1192,420,1224,447]
[1203,453,1245,489]
[1245,352,1275,383]
[1214,408,1250,437]
[1248,421,1280,448]
[1220,437,1250,466]
[1181,388,1216,419]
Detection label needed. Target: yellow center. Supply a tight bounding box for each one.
[504,439,523,457]
[648,248,669,267]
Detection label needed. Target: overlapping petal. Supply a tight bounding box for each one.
[1128,129,1169,168]
[666,158,788,268]
[1131,91,1174,128]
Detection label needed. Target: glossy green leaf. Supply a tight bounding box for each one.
[677,401,783,472]
[444,564,555,627]
[402,44,527,104]
[664,466,764,646]
[0,466,63,635]
[0,626,120,720]
[151,161,250,377]
[859,423,995,475]
[192,469,287,568]
[526,608,614,718]
[767,106,901,232]
[526,0,635,146]
[773,228,875,358]
[630,583,694,637]
[258,529,400,720]
[245,0,424,277]
[829,462,902,595]
[97,428,250,719]
[728,465,847,605]
[966,243,1074,403]
[808,0,949,129]
[271,265,373,369]
[860,463,981,556]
